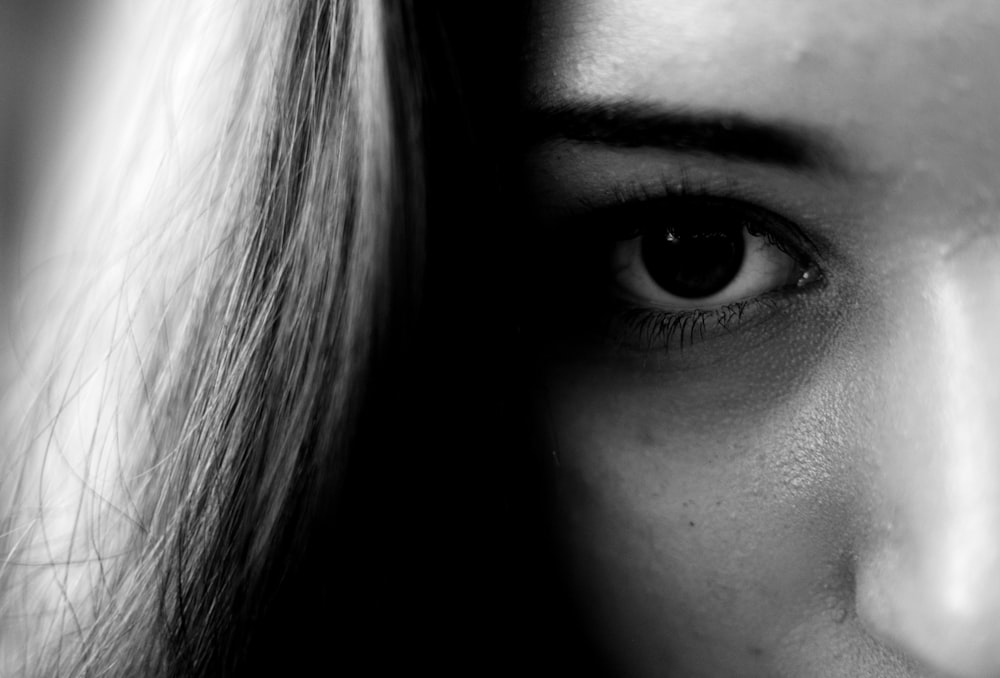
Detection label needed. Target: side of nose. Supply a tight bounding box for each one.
[855,250,1000,677]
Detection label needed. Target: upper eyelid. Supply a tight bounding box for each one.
[578,190,821,266]
[526,156,845,273]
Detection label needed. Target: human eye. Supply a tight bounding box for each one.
[528,186,824,353]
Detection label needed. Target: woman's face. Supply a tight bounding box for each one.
[523,1,1000,676]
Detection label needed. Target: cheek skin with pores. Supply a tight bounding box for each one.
[538,295,913,675]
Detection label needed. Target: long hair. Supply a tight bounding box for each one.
[0,1,588,675]
[0,0,575,674]
[3,0,420,674]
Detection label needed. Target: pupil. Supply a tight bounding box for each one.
[641,222,745,299]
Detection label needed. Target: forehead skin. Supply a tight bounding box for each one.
[529,0,1000,186]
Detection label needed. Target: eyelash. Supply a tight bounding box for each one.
[581,176,815,258]
[549,177,821,352]
[609,300,765,350]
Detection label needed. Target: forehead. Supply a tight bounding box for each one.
[527,0,1000,174]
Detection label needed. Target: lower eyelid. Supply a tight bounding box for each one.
[600,264,824,353]
[602,295,786,353]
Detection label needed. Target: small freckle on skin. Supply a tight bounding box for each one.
[689,521,695,527]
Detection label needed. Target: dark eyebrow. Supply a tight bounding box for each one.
[523,100,844,172]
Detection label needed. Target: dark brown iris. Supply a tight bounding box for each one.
[641,220,745,299]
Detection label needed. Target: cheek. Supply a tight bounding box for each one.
[540,324,880,675]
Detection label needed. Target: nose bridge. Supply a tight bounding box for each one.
[857,243,1000,675]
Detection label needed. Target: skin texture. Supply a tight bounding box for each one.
[523,1,1000,676]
